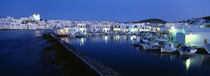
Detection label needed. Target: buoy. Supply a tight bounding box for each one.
[204,39,208,43]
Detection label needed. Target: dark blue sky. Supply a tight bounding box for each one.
[0,0,210,22]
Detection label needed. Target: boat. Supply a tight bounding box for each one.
[161,43,177,53]
[142,37,149,43]
[119,32,126,35]
[146,34,153,39]
[204,39,210,53]
[152,38,168,48]
[156,38,168,42]
[74,34,83,38]
[141,41,161,51]
[135,32,141,36]
[138,37,149,46]
[131,36,140,45]
[105,32,110,35]
[179,46,197,55]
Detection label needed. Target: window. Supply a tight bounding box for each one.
[126,26,129,29]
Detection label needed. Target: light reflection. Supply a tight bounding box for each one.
[133,35,136,40]
[62,35,210,73]
[123,35,127,39]
[35,30,41,36]
[61,38,65,41]
[104,36,108,43]
[130,36,133,41]
[186,58,191,70]
[80,38,84,46]
[64,38,69,43]
[130,35,136,41]
[114,35,120,40]
[201,56,205,61]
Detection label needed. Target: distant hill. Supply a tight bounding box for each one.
[179,16,210,24]
[128,18,167,24]
[202,16,210,21]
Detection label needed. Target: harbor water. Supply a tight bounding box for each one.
[0,30,107,76]
[62,35,210,76]
[0,30,63,76]
[1,30,210,76]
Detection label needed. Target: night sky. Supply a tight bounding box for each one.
[0,0,210,22]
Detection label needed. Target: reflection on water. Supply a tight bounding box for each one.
[0,30,100,76]
[104,36,108,44]
[43,35,100,76]
[80,38,85,46]
[35,30,42,36]
[185,58,191,70]
[130,35,137,41]
[61,35,210,76]
[0,30,61,76]
[114,35,120,40]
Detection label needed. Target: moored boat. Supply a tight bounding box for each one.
[161,43,177,53]
[141,41,161,51]
[179,46,197,55]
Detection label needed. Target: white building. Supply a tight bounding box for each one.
[30,14,40,21]
[0,17,27,29]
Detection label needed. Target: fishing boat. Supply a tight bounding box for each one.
[146,34,153,39]
[142,37,149,42]
[141,41,161,51]
[131,36,140,45]
[105,32,110,35]
[179,46,197,55]
[139,37,149,46]
[74,34,84,38]
[161,43,177,53]
[153,37,168,47]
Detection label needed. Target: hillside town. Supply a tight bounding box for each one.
[0,14,210,32]
[1,14,210,36]
[1,14,210,49]
[2,0,210,75]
